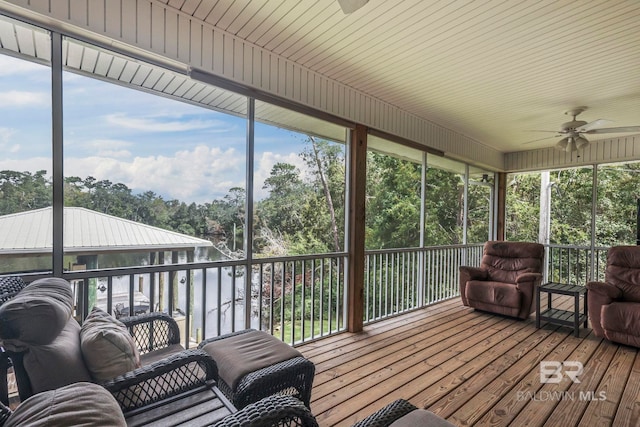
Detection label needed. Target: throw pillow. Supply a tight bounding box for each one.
[80,306,141,382]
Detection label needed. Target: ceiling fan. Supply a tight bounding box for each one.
[526,107,640,152]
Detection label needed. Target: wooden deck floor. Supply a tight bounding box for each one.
[298,296,640,427]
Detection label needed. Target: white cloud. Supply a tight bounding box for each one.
[0,156,51,174]
[0,90,48,107]
[0,127,16,144]
[80,139,132,158]
[64,144,245,203]
[105,113,235,133]
[0,128,20,153]
[254,151,309,200]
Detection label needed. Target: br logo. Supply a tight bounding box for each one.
[539,361,583,384]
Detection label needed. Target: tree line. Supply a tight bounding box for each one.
[1,137,495,259]
[6,142,639,262]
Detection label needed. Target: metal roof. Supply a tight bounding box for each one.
[0,207,213,255]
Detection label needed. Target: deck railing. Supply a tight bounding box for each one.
[51,253,348,348]
[12,243,608,346]
[546,244,608,284]
[364,244,483,323]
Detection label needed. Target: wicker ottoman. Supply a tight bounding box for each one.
[198,329,315,409]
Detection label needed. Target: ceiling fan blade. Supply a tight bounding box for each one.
[524,130,561,133]
[585,126,640,134]
[522,135,559,144]
[575,119,613,132]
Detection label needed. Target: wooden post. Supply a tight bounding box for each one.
[496,172,507,241]
[348,124,367,332]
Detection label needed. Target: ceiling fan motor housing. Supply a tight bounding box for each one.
[561,120,587,132]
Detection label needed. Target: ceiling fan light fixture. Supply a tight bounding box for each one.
[555,137,569,151]
[575,135,589,149]
[338,0,369,14]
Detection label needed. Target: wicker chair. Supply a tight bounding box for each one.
[119,311,186,364]
[0,384,318,427]
[0,278,319,425]
[0,278,219,412]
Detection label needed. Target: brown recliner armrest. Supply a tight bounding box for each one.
[586,281,622,301]
[459,266,488,306]
[515,272,542,284]
[515,272,542,319]
[586,281,622,337]
[460,266,488,280]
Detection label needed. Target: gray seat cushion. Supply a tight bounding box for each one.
[139,343,185,365]
[5,382,126,427]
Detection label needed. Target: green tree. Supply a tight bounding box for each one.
[365,152,422,249]
[0,170,50,214]
[505,172,540,242]
[424,168,464,246]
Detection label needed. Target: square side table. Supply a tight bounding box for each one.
[536,282,588,337]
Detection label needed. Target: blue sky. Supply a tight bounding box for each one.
[0,54,311,203]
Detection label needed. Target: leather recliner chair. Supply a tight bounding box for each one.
[587,245,640,348]
[459,241,544,319]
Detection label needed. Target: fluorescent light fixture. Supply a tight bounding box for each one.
[338,0,370,14]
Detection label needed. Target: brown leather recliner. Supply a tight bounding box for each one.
[460,241,544,319]
[587,246,640,348]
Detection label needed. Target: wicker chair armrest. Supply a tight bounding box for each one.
[102,348,218,413]
[119,312,181,353]
[212,395,318,427]
[351,399,418,427]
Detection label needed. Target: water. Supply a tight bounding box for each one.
[92,248,261,340]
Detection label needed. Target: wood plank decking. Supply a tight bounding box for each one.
[298,296,640,427]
